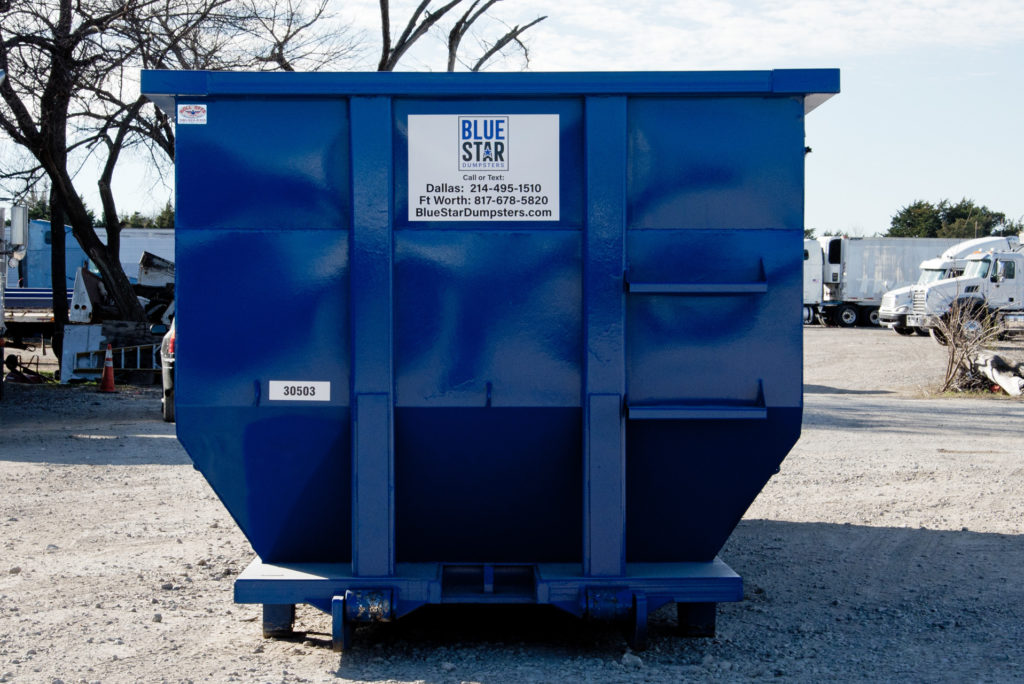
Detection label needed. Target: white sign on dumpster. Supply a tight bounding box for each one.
[268,380,331,402]
[407,114,560,222]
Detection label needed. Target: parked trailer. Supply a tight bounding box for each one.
[815,236,962,327]
[803,238,823,323]
[4,221,174,289]
[141,68,839,649]
[3,222,175,340]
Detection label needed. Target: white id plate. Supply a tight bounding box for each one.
[268,381,331,402]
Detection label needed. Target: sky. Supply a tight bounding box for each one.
[88,0,1024,235]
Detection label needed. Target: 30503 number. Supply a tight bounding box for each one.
[268,380,331,402]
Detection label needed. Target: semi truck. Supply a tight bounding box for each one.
[878,235,1020,335]
[906,244,1024,343]
[810,236,962,327]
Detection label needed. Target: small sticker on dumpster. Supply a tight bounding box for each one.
[407,114,559,222]
[177,104,207,125]
[268,381,330,401]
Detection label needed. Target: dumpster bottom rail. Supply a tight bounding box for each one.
[234,558,742,650]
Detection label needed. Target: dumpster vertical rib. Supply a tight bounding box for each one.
[583,96,627,577]
[350,96,395,578]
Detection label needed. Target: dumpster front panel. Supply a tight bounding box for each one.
[621,95,805,561]
[173,98,354,562]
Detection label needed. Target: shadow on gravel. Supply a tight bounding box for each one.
[720,519,1024,680]
[804,384,895,395]
[0,433,191,466]
[803,394,1024,437]
[1,382,189,465]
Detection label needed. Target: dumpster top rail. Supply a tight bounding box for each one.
[142,68,840,114]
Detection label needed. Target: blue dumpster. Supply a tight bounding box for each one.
[141,69,839,648]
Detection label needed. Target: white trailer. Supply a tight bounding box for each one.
[803,239,823,323]
[97,228,175,279]
[816,236,962,327]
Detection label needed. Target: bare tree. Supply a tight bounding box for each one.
[377,0,545,72]
[0,0,361,338]
[933,297,1004,392]
[81,0,361,232]
[1,0,544,369]
[446,1,545,72]
[0,0,154,363]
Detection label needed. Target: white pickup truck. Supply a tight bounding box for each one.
[906,245,1024,343]
[879,236,1020,335]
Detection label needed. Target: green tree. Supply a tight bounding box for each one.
[888,200,941,237]
[998,217,1024,237]
[888,198,1017,239]
[25,188,96,224]
[804,227,816,239]
[120,210,153,228]
[935,199,1005,239]
[26,188,50,220]
[154,201,174,229]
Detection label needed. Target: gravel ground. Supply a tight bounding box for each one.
[1,327,1023,683]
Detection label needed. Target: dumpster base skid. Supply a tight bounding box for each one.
[235,558,742,650]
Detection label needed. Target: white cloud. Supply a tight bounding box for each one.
[501,0,1024,70]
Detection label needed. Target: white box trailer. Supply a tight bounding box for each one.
[816,236,962,327]
[803,239,823,323]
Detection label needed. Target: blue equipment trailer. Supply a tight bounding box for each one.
[4,288,73,309]
[142,68,838,649]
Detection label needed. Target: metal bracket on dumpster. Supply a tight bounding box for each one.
[345,589,394,622]
[627,380,769,421]
[331,589,394,652]
[624,259,768,296]
[585,587,633,620]
[585,587,649,649]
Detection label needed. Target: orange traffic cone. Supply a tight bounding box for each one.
[98,344,116,393]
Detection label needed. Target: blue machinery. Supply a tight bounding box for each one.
[141,69,839,649]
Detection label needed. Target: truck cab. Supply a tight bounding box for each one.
[879,262,963,335]
[907,248,1024,341]
[879,235,1020,335]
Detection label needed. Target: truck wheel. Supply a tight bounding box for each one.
[893,325,915,336]
[162,388,175,423]
[803,305,816,325]
[863,307,880,327]
[957,304,991,340]
[930,328,949,346]
[834,305,858,328]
